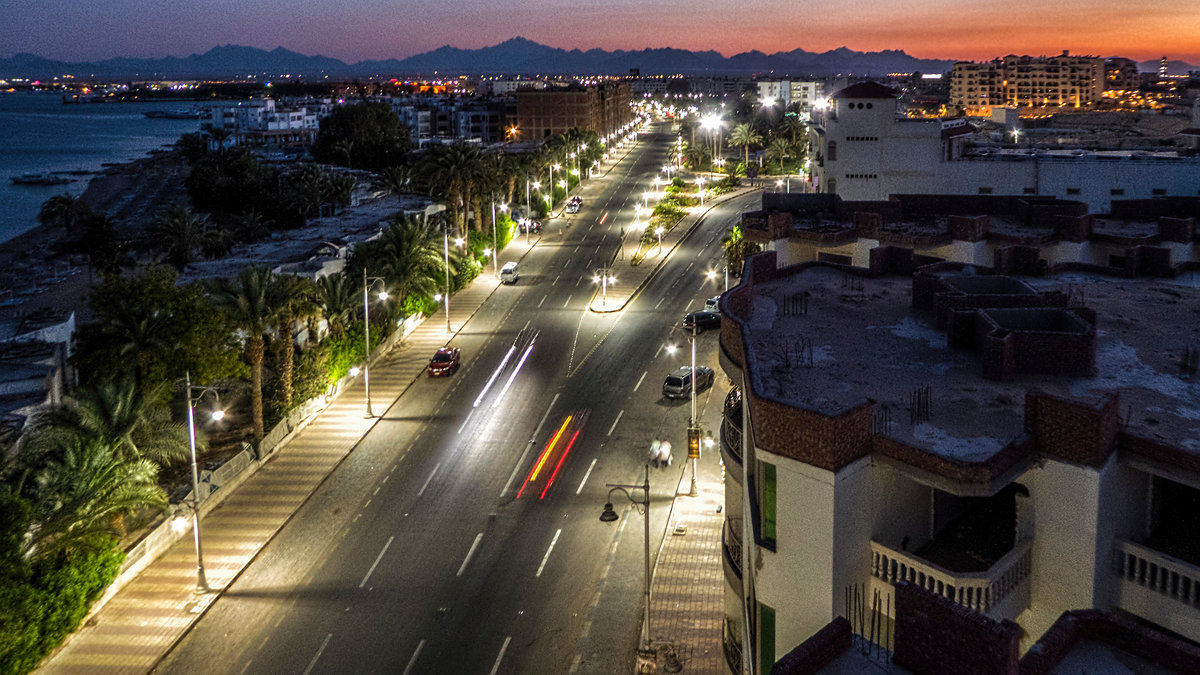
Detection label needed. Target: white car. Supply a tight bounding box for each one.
[704,295,721,313]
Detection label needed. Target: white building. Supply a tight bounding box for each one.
[756,80,825,115]
[809,82,1200,214]
[207,98,320,145]
[717,244,1200,673]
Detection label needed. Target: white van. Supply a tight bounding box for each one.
[500,261,519,284]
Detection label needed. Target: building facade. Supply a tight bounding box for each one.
[514,81,632,139]
[808,82,1200,214]
[950,51,1106,111]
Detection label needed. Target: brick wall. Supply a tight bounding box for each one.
[769,211,793,240]
[993,246,1043,276]
[1156,216,1194,244]
[948,214,990,242]
[1054,214,1092,243]
[869,246,914,277]
[893,581,1021,675]
[854,210,884,238]
[1023,391,1119,467]
[770,617,852,675]
[749,391,873,471]
[1019,609,1200,675]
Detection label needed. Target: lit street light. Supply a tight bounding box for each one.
[361,270,388,417]
[441,226,464,333]
[183,371,225,594]
[592,268,616,306]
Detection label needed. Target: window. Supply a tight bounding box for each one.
[1066,188,1081,195]
[761,462,776,544]
[978,187,994,195]
[1152,188,1166,196]
[759,602,776,675]
[827,141,837,161]
[1023,187,1036,194]
[1110,188,1125,196]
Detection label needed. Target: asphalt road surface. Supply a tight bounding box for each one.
[156,126,760,675]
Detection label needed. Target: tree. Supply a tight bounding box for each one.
[729,123,763,168]
[766,138,793,171]
[150,205,221,271]
[79,214,133,280]
[270,275,317,410]
[21,436,165,558]
[230,210,273,244]
[419,143,484,236]
[722,225,762,276]
[352,215,448,311]
[37,194,90,241]
[311,102,410,171]
[314,272,356,339]
[207,265,287,443]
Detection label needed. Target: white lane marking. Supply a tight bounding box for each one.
[457,412,473,435]
[489,637,512,675]
[417,463,441,497]
[536,530,562,577]
[501,393,560,497]
[554,274,561,285]
[523,320,531,331]
[359,536,394,588]
[401,639,426,675]
[577,458,598,495]
[301,633,332,675]
[633,371,647,392]
[539,295,547,308]
[655,297,665,309]
[239,659,254,675]
[457,532,484,577]
[607,410,624,436]
[654,344,664,359]
[563,295,572,308]
[575,276,583,287]
[686,262,693,271]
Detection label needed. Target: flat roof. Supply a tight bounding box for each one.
[739,266,1200,463]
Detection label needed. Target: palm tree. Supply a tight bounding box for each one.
[777,115,805,145]
[38,193,90,241]
[730,123,763,168]
[80,213,132,280]
[766,138,793,171]
[314,272,356,339]
[151,205,212,271]
[208,265,285,443]
[230,210,273,244]
[95,301,173,383]
[373,215,449,305]
[271,275,317,409]
[333,139,355,169]
[15,377,191,469]
[374,165,412,197]
[22,436,166,558]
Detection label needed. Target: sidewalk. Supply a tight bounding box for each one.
[37,277,501,675]
[588,183,759,313]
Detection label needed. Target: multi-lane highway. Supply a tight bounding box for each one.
[156,126,760,674]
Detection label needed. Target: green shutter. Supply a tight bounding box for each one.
[762,463,776,544]
[759,601,776,674]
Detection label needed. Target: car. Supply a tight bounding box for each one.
[427,347,461,376]
[518,219,542,234]
[704,295,721,313]
[683,310,721,332]
[662,365,715,399]
[500,261,519,284]
[565,201,580,214]
[569,195,583,205]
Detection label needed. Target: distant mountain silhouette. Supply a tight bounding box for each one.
[0,38,964,79]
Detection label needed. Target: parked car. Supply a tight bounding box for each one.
[662,365,715,399]
[683,310,721,332]
[428,347,461,376]
[518,219,542,234]
[704,295,721,313]
[565,201,580,214]
[500,261,519,284]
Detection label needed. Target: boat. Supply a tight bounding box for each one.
[144,108,205,120]
[11,173,70,186]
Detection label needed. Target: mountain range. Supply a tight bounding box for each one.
[1,38,961,79]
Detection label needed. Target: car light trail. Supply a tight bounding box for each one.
[491,340,536,409]
[473,344,516,408]
[539,429,581,500]
[599,211,608,225]
[517,416,572,499]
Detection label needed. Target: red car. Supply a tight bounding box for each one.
[428,347,461,376]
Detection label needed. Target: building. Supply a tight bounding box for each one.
[950,51,1106,111]
[755,80,825,116]
[206,98,321,146]
[514,81,632,139]
[1105,57,1141,92]
[716,193,1200,674]
[808,82,1200,213]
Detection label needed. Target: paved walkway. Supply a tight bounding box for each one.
[38,278,500,674]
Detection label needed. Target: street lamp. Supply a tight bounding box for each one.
[361,270,388,417]
[489,201,505,279]
[668,319,702,497]
[697,177,705,206]
[599,466,652,652]
[654,226,664,253]
[184,371,225,594]
[441,226,464,333]
[592,268,616,306]
[551,163,561,205]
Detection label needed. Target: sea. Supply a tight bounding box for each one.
[0,91,203,244]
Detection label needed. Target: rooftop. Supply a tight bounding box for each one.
[734,265,1200,463]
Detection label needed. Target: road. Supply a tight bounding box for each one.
[156,126,759,675]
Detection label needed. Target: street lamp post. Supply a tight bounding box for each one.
[592,268,616,306]
[361,270,388,418]
[440,228,462,333]
[697,177,705,206]
[654,226,664,254]
[489,200,504,279]
[688,318,699,497]
[184,371,224,594]
[599,466,652,653]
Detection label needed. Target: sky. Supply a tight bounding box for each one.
[3,0,1199,66]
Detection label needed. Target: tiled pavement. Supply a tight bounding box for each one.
[37,278,501,674]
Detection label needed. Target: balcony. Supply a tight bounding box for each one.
[723,516,744,587]
[1111,539,1200,642]
[870,538,1032,619]
[723,617,743,675]
[721,387,743,472]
